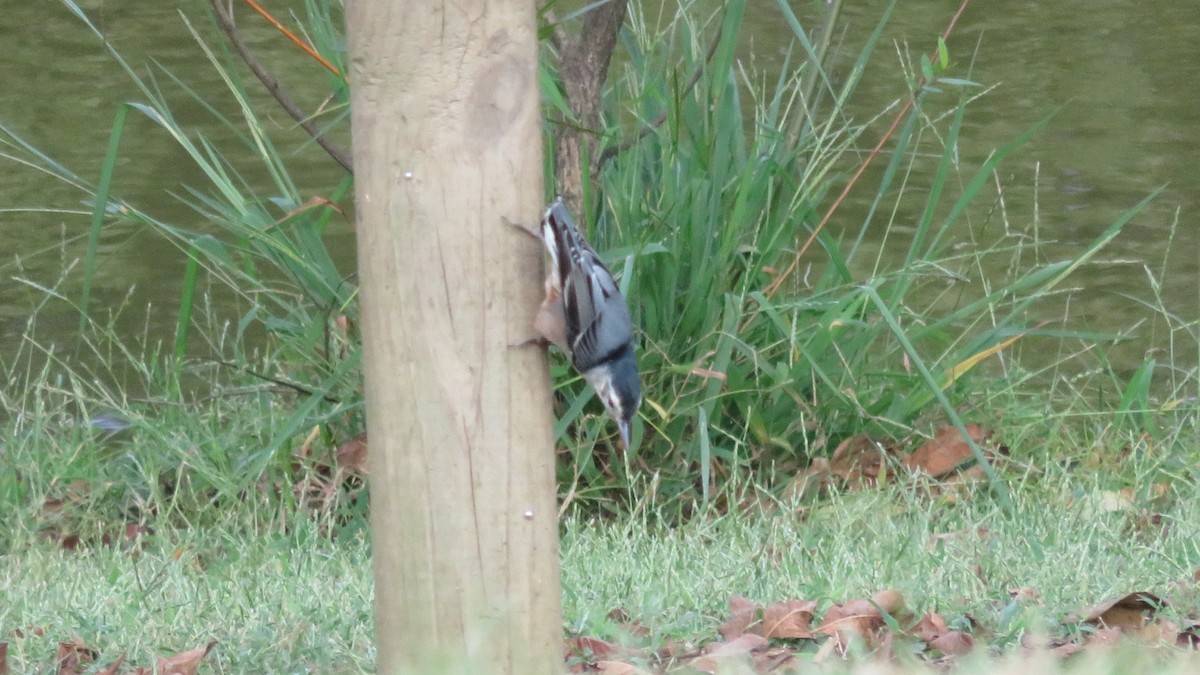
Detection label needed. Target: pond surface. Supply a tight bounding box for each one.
[1,1,1196,391]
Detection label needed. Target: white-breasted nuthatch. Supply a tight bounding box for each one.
[516,198,641,448]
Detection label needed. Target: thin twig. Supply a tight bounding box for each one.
[243,0,341,76]
[596,17,726,169]
[209,0,354,173]
[202,357,343,404]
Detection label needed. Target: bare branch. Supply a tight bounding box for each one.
[552,0,629,213]
[209,0,354,173]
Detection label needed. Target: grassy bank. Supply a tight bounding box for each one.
[1,337,1197,670]
[3,470,1199,671]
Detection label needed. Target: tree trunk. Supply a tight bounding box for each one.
[553,0,629,215]
[345,2,561,673]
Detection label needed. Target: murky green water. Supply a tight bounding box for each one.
[0,1,350,356]
[2,1,1196,386]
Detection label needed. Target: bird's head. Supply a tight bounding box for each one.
[587,347,641,449]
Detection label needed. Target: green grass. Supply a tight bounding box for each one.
[2,526,374,672]
[563,472,1200,641]
[1,313,1196,671]
[3,412,1199,671]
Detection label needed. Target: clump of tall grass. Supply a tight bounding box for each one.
[544,0,1168,511]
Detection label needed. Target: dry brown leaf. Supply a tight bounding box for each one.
[717,595,758,640]
[1177,622,1200,649]
[830,434,889,483]
[607,607,633,622]
[871,589,907,618]
[336,433,368,475]
[95,652,127,675]
[104,523,153,554]
[653,638,694,662]
[688,634,769,674]
[1009,587,1041,604]
[38,529,82,551]
[903,425,991,477]
[156,640,216,675]
[605,608,651,639]
[41,496,66,516]
[594,660,652,675]
[817,602,881,652]
[54,636,96,675]
[1128,618,1177,646]
[786,457,833,501]
[1049,641,1086,657]
[761,599,816,639]
[1072,592,1162,631]
[913,612,949,642]
[567,636,621,661]
[1086,626,1125,647]
[0,641,8,675]
[816,591,906,655]
[928,630,974,655]
[752,645,796,672]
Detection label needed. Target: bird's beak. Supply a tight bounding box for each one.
[618,420,632,449]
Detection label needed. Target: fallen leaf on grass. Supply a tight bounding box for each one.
[752,645,797,672]
[717,596,758,640]
[1049,641,1086,657]
[336,433,368,475]
[1009,587,1041,604]
[718,596,817,640]
[1070,592,1162,631]
[910,610,975,656]
[913,612,949,643]
[928,630,974,655]
[101,523,154,554]
[605,607,652,639]
[817,591,906,652]
[0,641,8,675]
[761,600,817,639]
[594,660,653,675]
[652,637,694,663]
[687,634,768,673]
[830,435,895,484]
[38,530,81,551]
[1085,626,1125,648]
[566,635,622,661]
[903,425,992,477]
[95,651,126,675]
[1130,619,1178,646]
[785,457,833,501]
[156,640,216,675]
[564,632,650,673]
[54,636,98,675]
[1177,623,1200,649]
